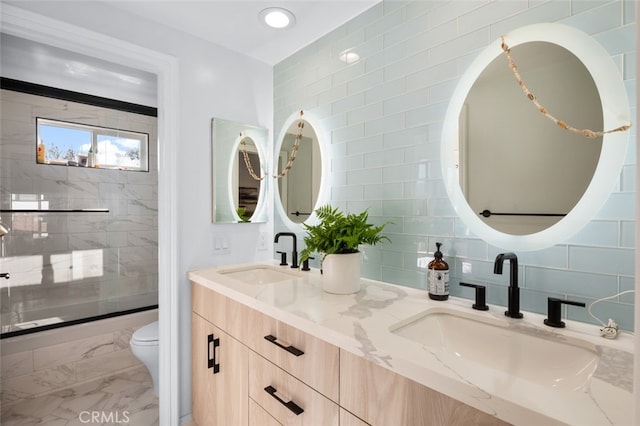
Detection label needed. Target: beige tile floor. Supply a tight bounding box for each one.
[1,365,158,425]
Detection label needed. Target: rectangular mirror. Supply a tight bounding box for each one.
[211,117,268,223]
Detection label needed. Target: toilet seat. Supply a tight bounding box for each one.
[131,321,158,346]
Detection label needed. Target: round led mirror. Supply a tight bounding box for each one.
[441,23,630,251]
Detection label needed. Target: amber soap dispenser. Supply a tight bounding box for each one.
[427,242,449,300]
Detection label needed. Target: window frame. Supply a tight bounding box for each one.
[36,117,150,172]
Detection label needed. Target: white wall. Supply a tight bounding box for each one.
[0,33,158,107]
[1,2,274,420]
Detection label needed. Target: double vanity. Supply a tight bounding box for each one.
[189,262,633,426]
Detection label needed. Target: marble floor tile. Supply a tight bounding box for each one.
[1,350,34,379]
[1,365,158,426]
[76,348,140,382]
[33,332,114,370]
[1,362,77,403]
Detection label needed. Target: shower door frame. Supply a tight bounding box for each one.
[0,5,180,424]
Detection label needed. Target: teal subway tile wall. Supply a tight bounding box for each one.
[273,0,636,330]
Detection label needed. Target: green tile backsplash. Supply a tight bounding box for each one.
[274,0,636,330]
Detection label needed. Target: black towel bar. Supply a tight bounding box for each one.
[479,209,566,218]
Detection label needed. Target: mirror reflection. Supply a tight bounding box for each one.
[234,136,261,221]
[211,118,267,223]
[276,117,322,224]
[459,41,602,235]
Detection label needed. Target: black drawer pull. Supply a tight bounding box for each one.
[207,333,220,374]
[264,385,304,415]
[264,335,304,356]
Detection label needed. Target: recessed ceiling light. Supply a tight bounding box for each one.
[260,7,296,29]
[339,50,360,64]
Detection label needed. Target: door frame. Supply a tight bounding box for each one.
[1,5,181,423]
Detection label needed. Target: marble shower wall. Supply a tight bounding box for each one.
[0,310,157,406]
[0,89,158,332]
[273,0,636,329]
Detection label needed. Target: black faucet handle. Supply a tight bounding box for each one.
[301,256,315,271]
[459,282,489,311]
[544,297,586,328]
[276,251,288,266]
[0,272,9,279]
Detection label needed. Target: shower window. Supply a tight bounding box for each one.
[37,118,149,171]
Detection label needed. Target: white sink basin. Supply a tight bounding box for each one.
[390,308,599,391]
[219,265,300,285]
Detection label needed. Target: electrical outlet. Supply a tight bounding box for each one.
[257,232,268,250]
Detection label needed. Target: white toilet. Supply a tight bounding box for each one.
[130,321,159,395]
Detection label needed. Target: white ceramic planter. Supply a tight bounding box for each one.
[322,252,361,294]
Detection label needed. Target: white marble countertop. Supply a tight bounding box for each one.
[188,262,634,426]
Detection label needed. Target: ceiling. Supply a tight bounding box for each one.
[106,1,381,65]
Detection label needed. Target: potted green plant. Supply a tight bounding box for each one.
[300,205,390,294]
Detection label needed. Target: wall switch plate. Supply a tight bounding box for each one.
[213,234,231,255]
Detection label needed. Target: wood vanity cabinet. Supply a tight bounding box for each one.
[191,312,248,426]
[191,281,504,426]
[192,282,347,426]
[340,350,508,426]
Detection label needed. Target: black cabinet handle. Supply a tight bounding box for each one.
[264,385,304,415]
[264,334,304,356]
[207,333,220,374]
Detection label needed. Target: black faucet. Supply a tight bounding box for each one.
[301,256,314,271]
[494,252,523,318]
[544,297,585,328]
[459,282,489,311]
[274,232,298,269]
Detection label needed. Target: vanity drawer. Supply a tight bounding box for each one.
[340,409,370,426]
[249,351,339,426]
[247,310,339,401]
[249,398,281,426]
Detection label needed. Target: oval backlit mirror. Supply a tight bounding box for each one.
[274,111,328,226]
[460,41,602,235]
[441,23,630,251]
